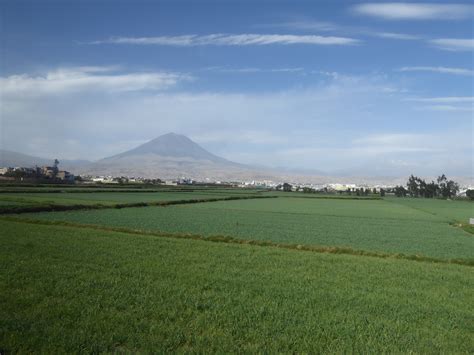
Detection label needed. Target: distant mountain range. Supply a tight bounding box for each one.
[1,133,471,185]
[0,150,90,170]
[1,133,290,181]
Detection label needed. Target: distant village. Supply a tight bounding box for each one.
[0,161,392,192]
[0,160,472,198]
[0,160,74,183]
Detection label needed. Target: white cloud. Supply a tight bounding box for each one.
[407,96,474,103]
[429,38,474,51]
[352,3,474,20]
[1,68,471,176]
[399,66,474,76]
[192,131,288,145]
[353,133,428,146]
[374,32,421,40]
[419,105,473,112]
[273,20,339,32]
[0,67,191,97]
[407,96,474,113]
[260,20,422,41]
[203,66,305,74]
[93,33,360,46]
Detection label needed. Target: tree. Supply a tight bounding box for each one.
[446,180,459,199]
[466,190,474,200]
[394,185,407,197]
[380,188,385,197]
[52,159,60,179]
[407,175,420,197]
[424,181,438,198]
[437,174,448,198]
[438,174,459,198]
[282,183,292,192]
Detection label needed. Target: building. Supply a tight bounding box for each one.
[56,170,75,182]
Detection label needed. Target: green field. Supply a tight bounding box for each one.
[385,197,473,222]
[1,189,473,352]
[18,197,474,261]
[0,190,260,212]
[1,220,472,353]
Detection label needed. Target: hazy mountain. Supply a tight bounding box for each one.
[0,149,90,170]
[80,133,269,180]
[4,135,470,185]
[109,133,237,166]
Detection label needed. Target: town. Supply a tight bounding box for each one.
[1,161,472,199]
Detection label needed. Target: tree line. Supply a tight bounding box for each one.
[394,174,461,199]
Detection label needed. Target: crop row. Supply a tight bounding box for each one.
[0,195,276,215]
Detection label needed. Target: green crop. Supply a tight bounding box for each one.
[17,197,474,261]
[0,220,472,353]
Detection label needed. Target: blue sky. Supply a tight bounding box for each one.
[1,0,473,177]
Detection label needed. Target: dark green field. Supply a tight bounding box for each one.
[0,190,258,208]
[1,186,473,352]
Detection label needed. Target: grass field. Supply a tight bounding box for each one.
[385,197,473,223]
[18,197,474,261]
[1,189,473,352]
[1,220,473,353]
[0,191,254,206]
[0,189,264,214]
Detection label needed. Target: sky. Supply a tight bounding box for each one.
[1,0,473,177]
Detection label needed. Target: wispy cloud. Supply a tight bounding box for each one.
[374,32,421,40]
[91,34,360,46]
[429,38,474,51]
[352,133,438,153]
[2,67,471,175]
[407,96,474,103]
[0,67,191,96]
[352,3,474,20]
[399,66,474,76]
[264,20,422,41]
[419,105,473,112]
[271,20,339,32]
[407,96,474,112]
[203,66,305,74]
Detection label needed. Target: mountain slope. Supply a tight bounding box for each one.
[0,150,90,170]
[81,133,254,179]
[108,133,234,165]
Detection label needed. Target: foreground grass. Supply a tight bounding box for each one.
[1,220,473,353]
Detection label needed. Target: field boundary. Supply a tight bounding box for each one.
[451,222,474,235]
[276,195,382,200]
[0,188,264,194]
[3,216,473,267]
[0,195,277,215]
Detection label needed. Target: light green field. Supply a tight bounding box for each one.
[2,192,473,352]
[18,197,474,260]
[1,220,472,353]
[385,197,473,223]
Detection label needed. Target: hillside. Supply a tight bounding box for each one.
[80,133,270,180]
[0,150,90,170]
